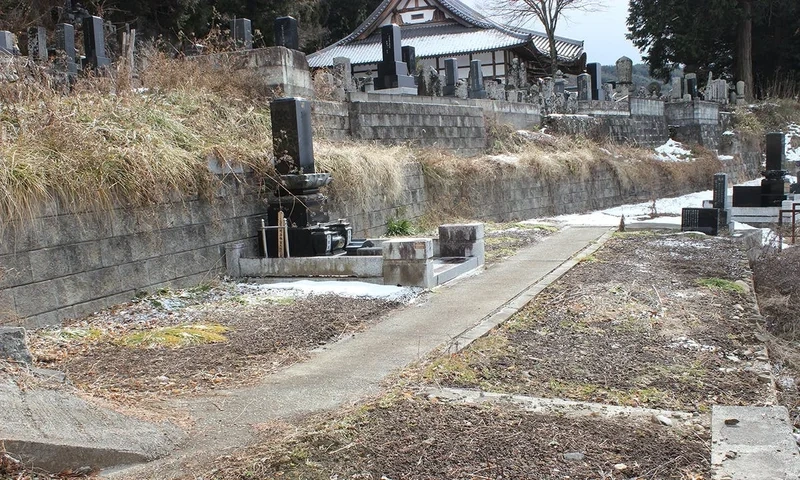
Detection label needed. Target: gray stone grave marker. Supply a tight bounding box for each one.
[577,73,590,101]
[375,24,414,90]
[685,73,698,99]
[271,98,315,174]
[670,76,682,100]
[468,59,486,99]
[443,58,457,96]
[274,16,299,50]
[55,23,77,77]
[0,31,15,54]
[27,26,47,62]
[231,18,253,50]
[83,16,110,69]
[333,57,352,92]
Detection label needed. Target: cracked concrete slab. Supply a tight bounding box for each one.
[0,380,186,472]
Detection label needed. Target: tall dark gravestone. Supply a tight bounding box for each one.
[27,26,47,62]
[271,98,315,174]
[274,16,299,50]
[765,132,786,171]
[685,73,698,99]
[55,23,77,77]
[83,16,109,69]
[713,173,728,210]
[401,46,416,76]
[443,58,458,96]
[231,18,253,49]
[587,62,602,101]
[468,59,486,99]
[375,24,415,90]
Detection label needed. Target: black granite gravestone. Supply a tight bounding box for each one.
[55,23,77,76]
[443,58,457,96]
[587,62,602,101]
[83,16,109,69]
[765,132,786,171]
[231,18,252,49]
[681,208,720,235]
[732,186,763,207]
[686,74,698,99]
[274,16,299,50]
[375,24,415,90]
[713,173,728,210]
[271,98,315,174]
[402,46,416,76]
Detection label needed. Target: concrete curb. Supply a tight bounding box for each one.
[447,226,616,353]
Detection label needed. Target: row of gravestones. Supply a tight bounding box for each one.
[0,14,302,77]
[668,72,746,105]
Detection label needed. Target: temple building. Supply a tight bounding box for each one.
[307,0,586,83]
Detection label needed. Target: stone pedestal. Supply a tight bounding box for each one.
[382,238,435,288]
[438,223,485,266]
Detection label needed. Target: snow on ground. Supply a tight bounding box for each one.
[242,280,421,303]
[654,139,694,162]
[487,154,520,166]
[787,123,800,164]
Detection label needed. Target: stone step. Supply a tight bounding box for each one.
[711,405,800,479]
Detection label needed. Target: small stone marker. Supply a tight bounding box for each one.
[577,73,590,101]
[616,56,633,84]
[765,132,786,172]
[55,23,77,76]
[467,59,486,99]
[83,15,110,69]
[587,62,602,100]
[443,58,458,96]
[0,327,32,364]
[274,16,299,50]
[0,31,15,54]
[270,97,315,174]
[375,24,414,90]
[231,18,253,50]
[681,207,720,235]
[27,26,47,62]
[670,76,682,100]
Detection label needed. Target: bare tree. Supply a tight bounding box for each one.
[487,0,603,75]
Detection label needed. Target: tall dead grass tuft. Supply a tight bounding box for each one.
[315,141,412,210]
[0,55,274,224]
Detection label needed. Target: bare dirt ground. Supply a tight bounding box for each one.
[194,231,774,480]
[425,232,771,413]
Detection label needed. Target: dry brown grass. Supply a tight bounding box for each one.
[0,54,274,224]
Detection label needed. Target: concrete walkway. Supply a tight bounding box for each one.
[108,226,612,478]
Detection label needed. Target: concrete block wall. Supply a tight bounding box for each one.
[0,178,267,328]
[328,163,429,238]
[311,100,350,140]
[348,101,486,156]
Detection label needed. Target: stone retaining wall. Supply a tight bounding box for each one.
[0,178,266,328]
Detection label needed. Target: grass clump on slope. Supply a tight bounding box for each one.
[0,53,275,224]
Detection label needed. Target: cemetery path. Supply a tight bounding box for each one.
[106,225,612,479]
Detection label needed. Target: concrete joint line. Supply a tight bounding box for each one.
[448,227,616,354]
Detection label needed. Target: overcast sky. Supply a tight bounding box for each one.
[556,2,645,66]
[464,0,645,66]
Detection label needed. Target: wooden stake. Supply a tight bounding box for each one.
[277,211,285,258]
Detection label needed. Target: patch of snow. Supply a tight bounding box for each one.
[786,123,800,164]
[668,336,718,352]
[654,139,694,162]
[249,280,421,303]
[516,129,553,140]
[547,114,592,118]
[718,155,734,161]
[723,130,735,136]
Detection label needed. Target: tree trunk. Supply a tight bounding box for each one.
[735,0,754,100]
[548,32,558,76]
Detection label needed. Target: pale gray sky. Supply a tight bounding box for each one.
[557,2,645,66]
[465,0,645,66]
